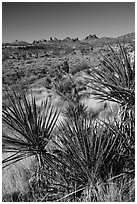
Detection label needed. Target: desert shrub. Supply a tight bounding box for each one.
[71,61,90,75]
[53,48,60,56]
[61,61,69,74]
[2,48,11,61]
[53,74,88,105]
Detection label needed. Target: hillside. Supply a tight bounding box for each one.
[2,32,135,103]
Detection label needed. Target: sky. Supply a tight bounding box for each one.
[2,2,135,43]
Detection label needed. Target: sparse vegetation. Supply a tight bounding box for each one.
[2,35,135,201]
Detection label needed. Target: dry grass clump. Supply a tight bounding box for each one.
[82,177,135,202]
[2,155,34,201]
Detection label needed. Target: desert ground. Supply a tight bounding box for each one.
[2,33,135,201]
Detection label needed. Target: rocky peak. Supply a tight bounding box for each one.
[63,37,72,41]
[85,34,98,40]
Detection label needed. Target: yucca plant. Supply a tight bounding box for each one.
[2,88,59,168]
[83,42,135,173]
[82,43,135,178]
[84,42,135,109]
[27,103,131,201]
[2,89,134,201]
[46,103,131,199]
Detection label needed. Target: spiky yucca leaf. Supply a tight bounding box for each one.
[2,89,59,168]
[51,104,128,188]
[85,42,135,109]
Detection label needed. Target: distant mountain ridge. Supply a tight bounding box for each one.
[117,32,135,39]
[10,40,31,45]
[2,32,135,46]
